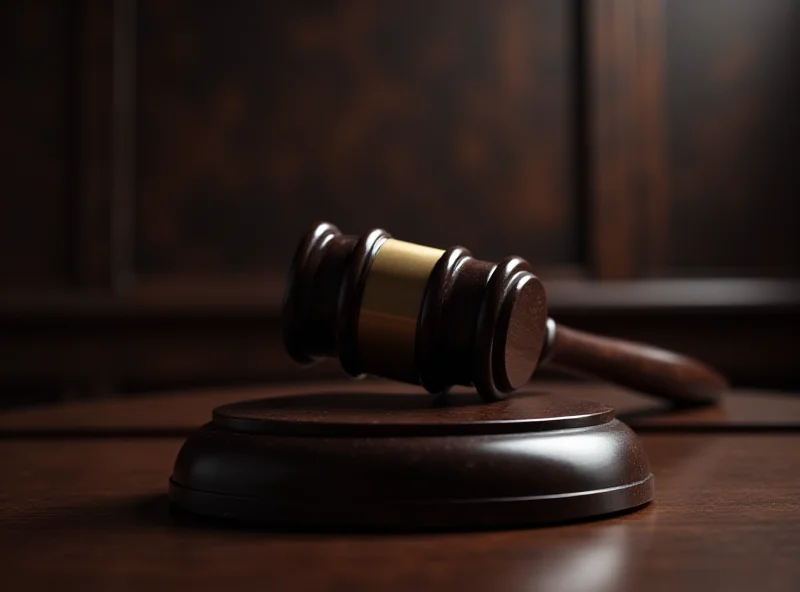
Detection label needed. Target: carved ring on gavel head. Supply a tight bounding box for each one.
[283,222,729,404]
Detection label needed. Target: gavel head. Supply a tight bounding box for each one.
[282,222,548,400]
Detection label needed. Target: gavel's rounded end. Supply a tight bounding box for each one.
[473,257,548,401]
[494,272,549,391]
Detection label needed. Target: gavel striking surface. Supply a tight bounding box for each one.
[169,387,653,528]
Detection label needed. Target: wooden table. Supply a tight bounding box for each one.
[2,381,799,591]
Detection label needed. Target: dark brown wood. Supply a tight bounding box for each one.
[284,222,549,400]
[282,222,357,364]
[0,278,797,403]
[664,0,800,276]
[586,0,669,278]
[0,0,73,289]
[0,0,576,402]
[134,0,576,279]
[543,321,729,406]
[416,246,475,392]
[3,0,799,404]
[3,381,800,435]
[170,388,652,527]
[211,389,615,437]
[472,256,546,399]
[336,228,393,378]
[585,0,800,278]
[284,222,726,403]
[1,385,799,590]
[492,261,548,390]
[77,0,137,289]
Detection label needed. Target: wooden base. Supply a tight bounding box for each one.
[169,388,654,529]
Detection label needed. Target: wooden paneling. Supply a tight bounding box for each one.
[1,0,799,402]
[1,279,797,398]
[665,0,800,276]
[76,0,138,289]
[134,0,577,277]
[0,0,74,288]
[585,0,670,279]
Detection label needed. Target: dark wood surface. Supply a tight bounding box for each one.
[172,389,651,528]
[2,0,800,400]
[211,389,614,436]
[1,380,798,590]
[3,380,800,434]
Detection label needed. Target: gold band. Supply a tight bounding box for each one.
[358,239,445,383]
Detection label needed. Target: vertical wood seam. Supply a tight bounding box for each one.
[76,0,137,291]
[585,0,669,279]
[637,0,669,276]
[111,0,138,292]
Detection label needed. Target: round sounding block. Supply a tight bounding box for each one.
[169,386,654,529]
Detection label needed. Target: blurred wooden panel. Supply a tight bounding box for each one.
[76,0,138,289]
[0,0,73,288]
[665,0,800,276]
[585,0,669,278]
[135,0,576,277]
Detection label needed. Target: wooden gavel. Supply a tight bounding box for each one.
[283,222,728,405]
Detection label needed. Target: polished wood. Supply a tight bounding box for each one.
[543,321,729,405]
[284,222,727,403]
[284,222,549,400]
[171,389,652,527]
[211,389,614,436]
[2,381,800,435]
[1,383,798,590]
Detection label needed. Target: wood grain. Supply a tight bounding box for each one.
[665,0,800,275]
[0,433,798,590]
[1,0,799,406]
[134,0,576,276]
[2,381,800,435]
[585,0,669,278]
[544,322,728,405]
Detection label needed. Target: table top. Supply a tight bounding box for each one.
[2,380,799,591]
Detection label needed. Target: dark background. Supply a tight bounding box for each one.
[1,0,798,406]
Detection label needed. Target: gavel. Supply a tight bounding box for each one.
[283,222,728,405]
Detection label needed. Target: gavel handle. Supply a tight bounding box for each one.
[539,319,728,406]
